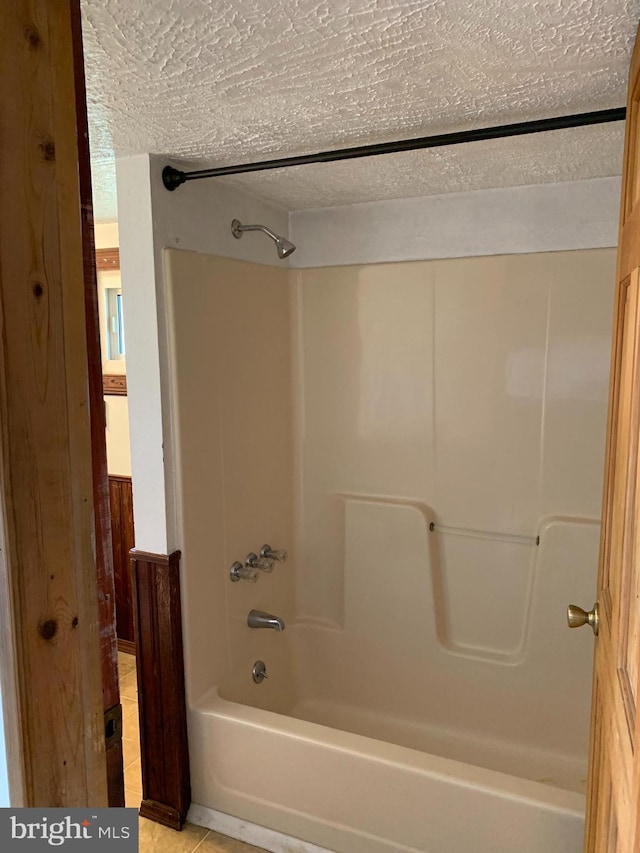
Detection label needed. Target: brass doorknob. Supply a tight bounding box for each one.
[567,602,599,636]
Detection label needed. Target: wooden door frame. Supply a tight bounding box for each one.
[0,0,112,806]
[0,0,190,822]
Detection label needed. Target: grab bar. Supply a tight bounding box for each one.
[428,522,539,547]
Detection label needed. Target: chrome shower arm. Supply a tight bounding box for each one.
[232,222,279,242]
[231,218,296,259]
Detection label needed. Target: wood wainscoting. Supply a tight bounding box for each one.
[109,475,136,654]
[130,549,191,829]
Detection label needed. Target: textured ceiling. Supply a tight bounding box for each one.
[81,0,640,220]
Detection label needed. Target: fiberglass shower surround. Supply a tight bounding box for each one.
[168,246,613,853]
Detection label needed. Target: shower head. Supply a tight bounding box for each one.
[275,236,297,260]
[231,219,296,260]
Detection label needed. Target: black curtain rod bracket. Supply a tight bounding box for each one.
[162,107,626,192]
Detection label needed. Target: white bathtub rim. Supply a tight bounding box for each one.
[191,688,585,818]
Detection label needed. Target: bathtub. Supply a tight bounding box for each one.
[187,686,584,853]
[185,517,595,852]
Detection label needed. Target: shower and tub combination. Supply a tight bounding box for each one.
[164,219,615,852]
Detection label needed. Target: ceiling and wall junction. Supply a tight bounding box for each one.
[81,0,640,220]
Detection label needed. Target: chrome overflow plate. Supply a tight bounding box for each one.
[252,660,268,684]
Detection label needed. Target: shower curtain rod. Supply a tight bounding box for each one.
[162,107,626,191]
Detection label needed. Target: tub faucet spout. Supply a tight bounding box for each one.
[247,609,285,631]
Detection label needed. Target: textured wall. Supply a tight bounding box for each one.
[290,176,621,267]
[82,0,635,218]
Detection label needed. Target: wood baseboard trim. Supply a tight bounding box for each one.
[131,549,190,829]
[117,639,136,656]
[139,799,183,831]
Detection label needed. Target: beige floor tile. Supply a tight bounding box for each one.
[123,717,140,746]
[118,651,137,678]
[124,758,142,795]
[124,723,140,749]
[122,736,140,770]
[139,818,208,853]
[121,695,137,717]
[122,705,140,741]
[193,829,269,853]
[122,697,139,726]
[125,789,141,810]
[120,669,138,701]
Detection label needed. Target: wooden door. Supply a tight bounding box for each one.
[584,22,640,852]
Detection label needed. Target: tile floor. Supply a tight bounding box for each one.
[118,651,268,852]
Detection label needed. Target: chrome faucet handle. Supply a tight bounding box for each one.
[230,560,259,583]
[246,552,274,573]
[260,544,288,563]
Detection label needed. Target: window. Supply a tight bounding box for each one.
[105,287,125,360]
